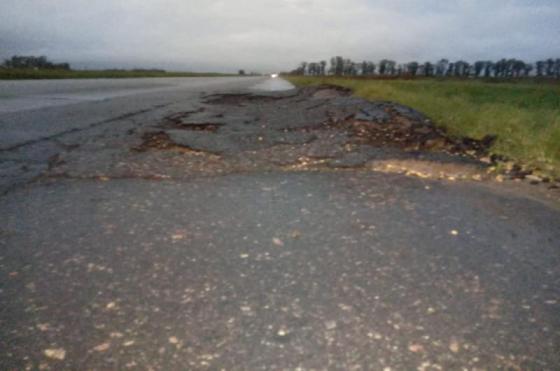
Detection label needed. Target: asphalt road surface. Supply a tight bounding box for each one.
[1,77,559,370]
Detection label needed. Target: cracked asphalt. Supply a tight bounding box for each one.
[1,77,559,370]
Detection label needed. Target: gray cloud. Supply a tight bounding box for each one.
[1,0,559,72]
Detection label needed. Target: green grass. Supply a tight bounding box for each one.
[287,76,560,178]
[0,68,237,80]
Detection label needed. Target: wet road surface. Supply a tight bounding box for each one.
[1,78,559,370]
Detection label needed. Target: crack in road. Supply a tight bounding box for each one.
[0,103,171,152]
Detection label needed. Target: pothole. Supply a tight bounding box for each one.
[165,109,205,124]
[340,112,496,159]
[132,131,203,154]
[203,94,287,105]
[166,123,223,132]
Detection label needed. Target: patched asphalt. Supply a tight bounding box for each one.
[1,78,559,370]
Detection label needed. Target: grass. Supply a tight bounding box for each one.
[286,76,560,178]
[0,68,237,80]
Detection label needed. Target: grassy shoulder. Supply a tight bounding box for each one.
[286,76,560,178]
[0,68,237,80]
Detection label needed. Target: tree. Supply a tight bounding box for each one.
[340,59,353,75]
[483,61,494,78]
[319,60,327,75]
[464,62,472,77]
[2,55,71,70]
[435,59,448,77]
[360,61,367,76]
[378,59,388,75]
[300,62,308,75]
[387,60,396,75]
[446,63,455,76]
[545,58,555,77]
[453,61,470,77]
[330,56,344,76]
[512,60,526,78]
[363,61,376,76]
[422,62,434,77]
[523,63,533,77]
[378,59,396,76]
[368,62,376,75]
[307,62,318,76]
[406,61,419,76]
[474,61,485,77]
[536,61,545,77]
[494,59,507,77]
[336,56,344,75]
[238,69,245,75]
[290,56,557,80]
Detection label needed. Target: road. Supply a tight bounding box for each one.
[1,77,559,370]
[0,77,262,194]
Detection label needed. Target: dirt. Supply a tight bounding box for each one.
[337,111,497,157]
[310,85,353,99]
[132,131,204,154]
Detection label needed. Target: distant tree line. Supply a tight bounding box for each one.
[1,55,71,70]
[106,68,166,73]
[290,57,560,79]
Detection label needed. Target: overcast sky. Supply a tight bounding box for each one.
[1,0,559,72]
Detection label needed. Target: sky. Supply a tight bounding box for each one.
[1,0,559,73]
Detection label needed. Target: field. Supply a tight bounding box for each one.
[286,76,560,178]
[0,68,236,80]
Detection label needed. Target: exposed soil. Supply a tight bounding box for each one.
[310,85,353,99]
[132,131,202,154]
[338,111,497,157]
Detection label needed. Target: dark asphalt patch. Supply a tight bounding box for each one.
[1,172,559,370]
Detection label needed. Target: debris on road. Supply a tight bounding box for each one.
[43,348,66,360]
[111,85,557,190]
